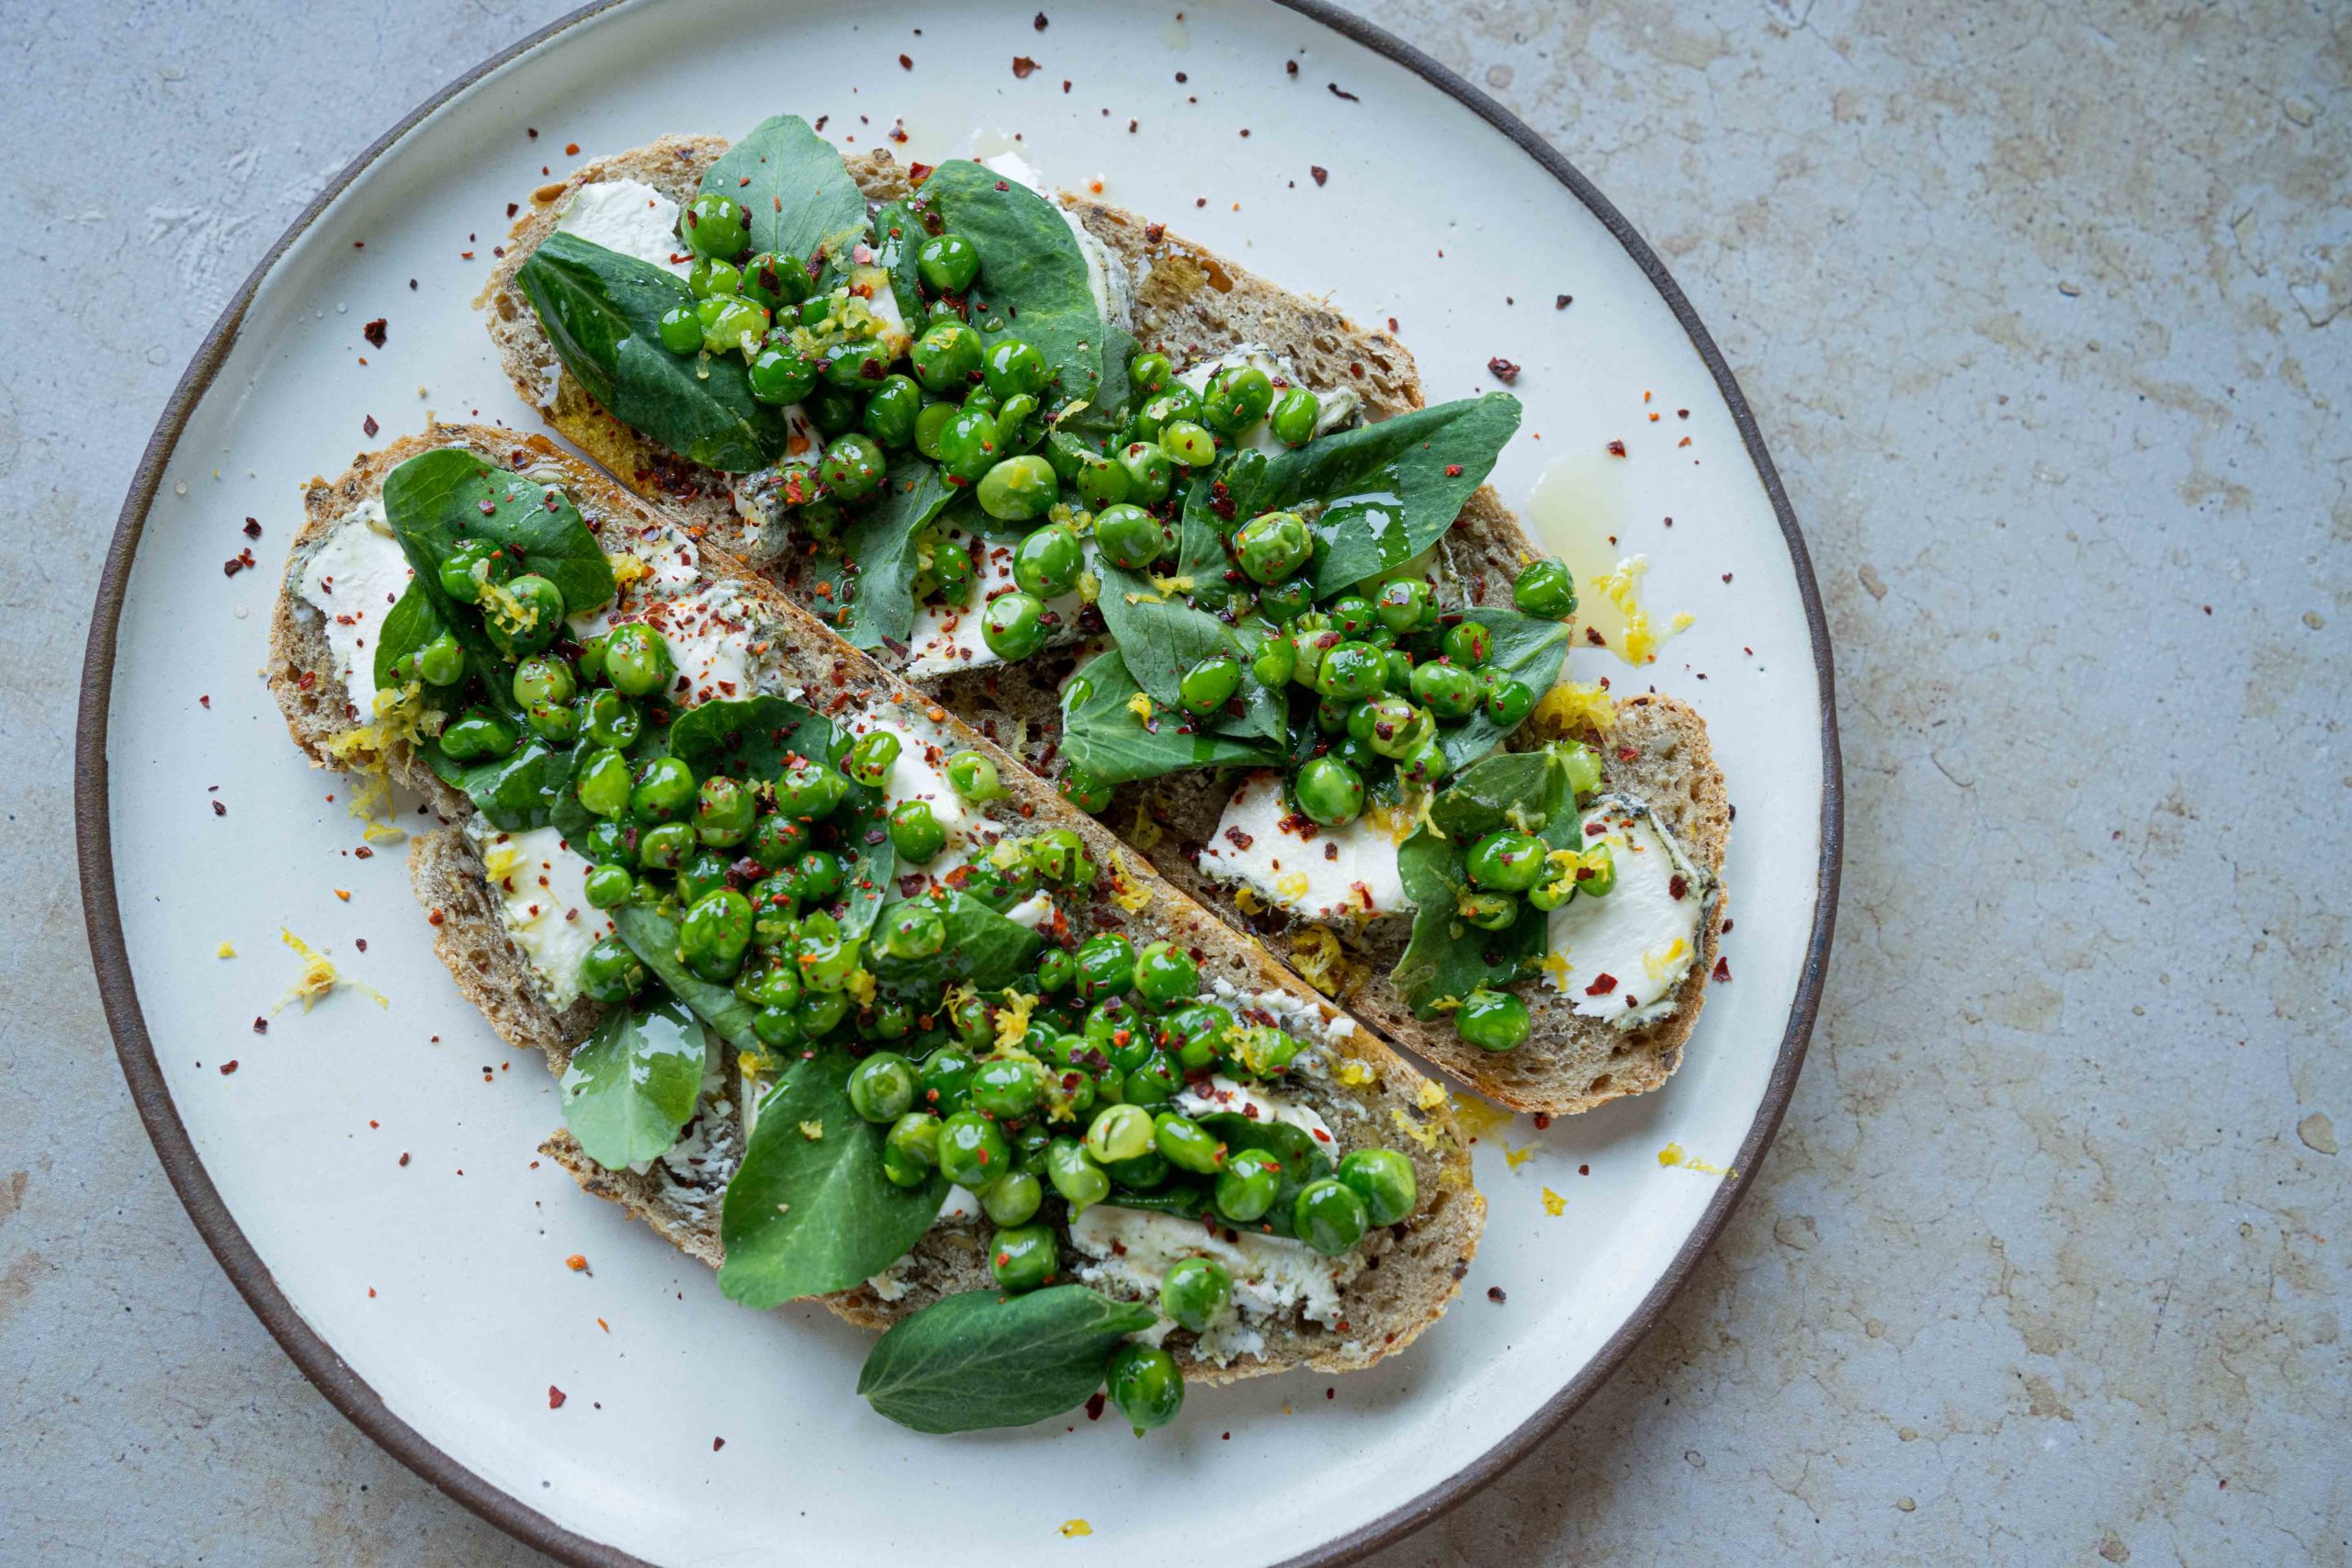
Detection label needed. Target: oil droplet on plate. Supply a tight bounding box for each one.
[1523,456,1692,667]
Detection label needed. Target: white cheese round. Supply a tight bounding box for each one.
[1197,770,1413,921]
[297,497,411,720]
[1542,792,1711,1028]
[555,178,690,276]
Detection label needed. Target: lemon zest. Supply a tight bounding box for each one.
[276,929,385,1012]
[1059,1520,1093,1539]
[1334,1057,1374,1087]
[798,1120,825,1141]
[1415,1078,1449,1113]
[1503,1142,1538,1172]
[1127,801,1164,852]
[844,966,877,1008]
[1109,854,1151,913]
[1125,692,1154,723]
[1076,570,1101,605]
[1274,871,1310,905]
[1388,1107,1441,1151]
[215,942,236,960]
[1531,680,1617,739]
[1291,925,1344,996]
[1658,1142,1736,1177]
[1232,886,1266,916]
[1541,1185,1566,1216]
[993,989,1039,1054]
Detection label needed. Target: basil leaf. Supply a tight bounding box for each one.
[424,736,575,832]
[517,231,797,472]
[1094,562,1270,732]
[667,694,828,779]
[1059,323,1139,439]
[370,581,447,695]
[381,445,616,615]
[1226,394,1521,597]
[1435,608,1572,770]
[838,458,960,651]
[718,1048,947,1308]
[917,162,1106,414]
[855,1285,1157,1434]
[703,114,867,265]
[828,777,896,940]
[610,905,763,1050]
[868,891,1042,1003]
[1058,649,1283,786]
[559,995,709,1168]
[870,198,927,325]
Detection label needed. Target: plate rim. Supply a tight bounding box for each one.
[72,2,1842,1563]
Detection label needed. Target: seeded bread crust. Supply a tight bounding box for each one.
[322,439,1481,1381]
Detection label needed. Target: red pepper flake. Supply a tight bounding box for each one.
[1616,745,1640,762]
[1486,1285,1506,1303]
[1310,165,1329,186]
[1444,463,1463,478]
[548,1386,567,1409]
[1605,439,1627,457]
[242,517,262,538]
[1328,82,1360,101]
[1487,356,1520,383]
[1669,874,1689,900]
[1287,60,1300,76]
[398,1151,411,1167]
[362,318,388,348]
[211,800,227,817]
[220,1060,238,1076]
[362,414,379,437]
[1585,973,1619,997]
[198,694,210,708]
[1012,55,1039,78]
[1084,1391,1106,1420]
[713,1437,726,1451]
[565,1254,588,1272]
[1713,956,1732,983]
[252,1017,268,1034]
[564,141,580,154]
[898,52,911,68]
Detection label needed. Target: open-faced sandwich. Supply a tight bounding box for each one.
[267,427,1483,1434]
[477,116,1730,1116]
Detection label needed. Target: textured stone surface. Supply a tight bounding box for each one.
[3,1,2345,1563]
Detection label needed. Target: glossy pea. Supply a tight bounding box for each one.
[1084,1101,1155,1165]
[1212,1147,1283,1223]
[1075,933,1136,999]
[805,385,861,435]
[656,304,704,354]
[1256,575,1316,624]
[1072,451,1132,507]
[1467,829,1547,893]
[1178,655,1242,716]
[913,400,959,460]
[1107,1344,1183,1434]
[582,689,641,749]
[848,1053,919,1122]
[1412,660,1482,720]
[1036,948,1076,994]
[436,538,506,604]
[582,863,634,910]
[630,756,697,821]
[936,406,1001,483]
[860,374,923,449]
[888,800,947,864]
[1046,1137,1110,1213]
[575,748,635,818]
[636,820,696,872]
[1114,441,1173,504]
[1250,634,1297,687]
[792,848,843,904]
[1315,641,1389,701]
[603,624,673,698]
[695,776,755,846]
[1159,419,1217,468]
[680,888,753,981]
[580,819,635,869]
[1091,503,1167,571]
[1376,578,1436,632]
[1456,987,1531,1053]
[1233,510,1312,584]
[915,231,980,293]
[683,192,750,259]
[979,1170,1044,1227]
[437,710,516,764]
[696,294,769,357]
[1442,620,1492,668]
[1365,697,1433,760]
[981,591,1049,660]
[739,251,809,312]
[1153,1111,1225,1176]
[847,728,900,788]
[1295,755,1365,828]
[1014,523,1085,598]
[1484,678,1537,730]
[937,1111,1012,1188]
[970,1056,1046,1119]
[982,338,1050,399]
[876,901,946,961]
[775,759,848,820]
[819,434,887,502]
[484,573,564,657]
[921,1049,976,1115]
[1295,1178,1370,1257]
[1160,1257,1232,1332]
[748,814,806,872]
[578,937,646,1005]
[910,320,983,393]
[883,1112,943,1184]
[1512,558,1578,619]
[1340,1147,1419,1226]
[1458,891,1521,932]
[975,455,1058,522]
[1127,350,1172,395]
[687,256,741,299]
[1132,941,1199,1009]
[989,1223,1059,1293]
[1269,385,1320,447]
[1202,365,1275,433]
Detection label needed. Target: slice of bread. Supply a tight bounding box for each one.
[268,434,1483,1384]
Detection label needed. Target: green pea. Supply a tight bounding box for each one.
[1574,841,1617,898]
[1036,949,1076,994]
[970,1056,1046,1119]
[793,915,861,993]
[573,748,634,818]
[1513,558,1578,619]
[1555,741,1602,799]
[1374,578,1432,633]
[1076,933,1136,1000]
[775,759,849,820]
[656,304,704,354]
[1084,1101,1155,1165]
[483,573,565,657]
[1107,1343,1184,1434]
[1484,678,1537,730]
[913,400,959,459]
[1250,634,1298,688]
[748,816,806,874]
[989,1223,1058,1293]
[1295,756,1364,828]
[1442,620,1492,668]
[888,800,948,864]
[847,728,900,788]
[1157,1002,1232,1072]
[1257,575,1316,623]
[982,338,1050,399]
[687,255,741,299]
[980,1169,1044,1227]
[437,709,516,763]
[1368,699,1434,761]
[692,776,753,846]
[798,988,853,1038]
[981,591,1049,660]
[1160,1257,1232,1332]
[1467,829,1547,893]
[1127,350,1172,395]
[818,434,886,502]
[1456,987,1531,1052]
[1178,655,1242,716]
[435,539,507,604]
[921,1048,976,1115]
[1114,440,1173,503]
[848,1053,919,1122]
[577,937,646,1005]
[577,690,637,750]
[938,1111,1012,1188]
[916,231,980,293]
[1269,385,1320,447]
[1327,596,1375,638]
[1091,502,1167,571]
[752,1003,804,1050]
[1013,522,1085,598]
[936,406,1001,483]
[1072,451,1133,507]
[684,192,750,259]
[793,848,844,904]
[1121,1053,1180,1109]
[1207,1147,1281,1223]
[1315,641,1389,701]
[1458,891,1520,932]
[580,819,635,868]
[738,251,810,312]
[1233,510,1312,584]
[1106,1147,1171,1191]
[1339,1147,1419,1227]
[949,993,997,1048]
[525,697,579,744]
[805,385,861,435]
[1202,364,1275,433]
[680,887,753,981]
[1132,942,1200,1010]
[918,533,977,607]
[696,294,769,357]
[1029,829,1094,886]
[868,1002,916,1042]
[629,756,696,821]
[856,374,922,449]
[883,1112,943,1184]
[603,624,673,698]
[1295,1178,1370,1257]
[876,900,945,962]
[910,320,983,392]
[581,863,633,909]
[995,391,1040,442]
[1046,1137,1110,1214]
[1151,1111,1223,1176]
[975,455,1058,522]
[750,874,802,946]
[945,750,1007,803]
[1411,660,1482,720]
[1160,419,1217,468]
[636,820,696,872]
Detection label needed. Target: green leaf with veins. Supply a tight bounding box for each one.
[719,1048,948,1309]
[609,905,763,1051]
[370,581,447,695]
[837,457,962,651]
[856,1285,1157,1434]
[869,199,927,327]
[380,445,616,615]
[1434,608,1574,770]
[868,891,1042,1004]
[914,161,1105,414]
[559,995,709,1168]
[701,114,867,265]
[517,232,798,472]
[1057,649,1283,787]
[1093,564,1282,745]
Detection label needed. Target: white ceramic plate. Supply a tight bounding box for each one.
[79,3,1838,1563]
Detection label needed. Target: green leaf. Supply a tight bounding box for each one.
[369,581,447,695]
[855,1285,1157,1434]
[517,231,798,472]
[1434,608,1573,770]
[827,778,897,941]
[837,458,961,651]
[667,694,828,779]
[1059,323,1139,439]
[916,162,1106,414]
[870,198,927,325]
[423,737,576,832]
[719,1049,947,1308]
[559,995,709,1168]
[868,891,1042,1004]
[1094,563,1278,743]
[610,905,763,1051]
[380,446,616,615]
[1197,1112,1335,1238]
[700,114,868,265]
[1227,393,1521,597]
[1057,649,1283,787]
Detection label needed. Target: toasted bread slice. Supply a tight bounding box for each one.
[268,434,1483,1383]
